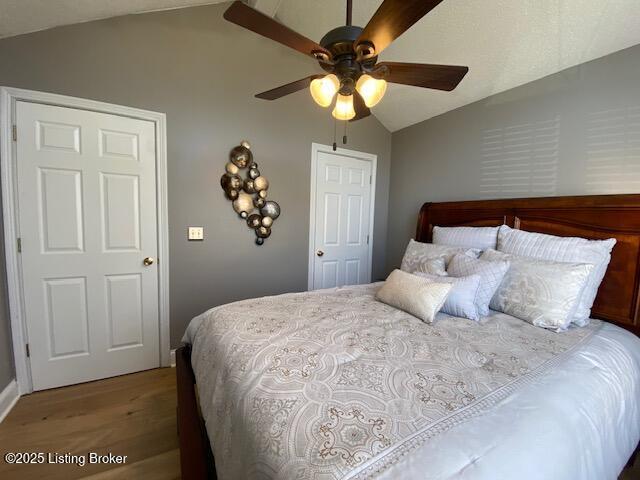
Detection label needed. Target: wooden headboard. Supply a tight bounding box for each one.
[416,194,640,336]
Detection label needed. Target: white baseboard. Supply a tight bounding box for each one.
[0,379,19,423]
[170,349,176,367]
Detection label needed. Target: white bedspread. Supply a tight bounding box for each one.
[371,321,640,480]
[183,283,640,480]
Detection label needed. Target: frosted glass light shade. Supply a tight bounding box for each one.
[309,74,339,107]
[356,74,387,107]
[332,94,356,120]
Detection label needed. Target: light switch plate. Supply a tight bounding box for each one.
[188,226,204,241]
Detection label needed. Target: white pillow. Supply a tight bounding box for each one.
[433,226,500,250]
[481,249,594,331]
[400,239,480,273]
[497,225,616,325]
[446,253,510,316]
[415,272,483,321]
[376,270,452,324]
[414,256,447,276]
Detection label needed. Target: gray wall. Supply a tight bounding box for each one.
[0,1,391,370]
[1,1,636,391]
[387,44,640,272]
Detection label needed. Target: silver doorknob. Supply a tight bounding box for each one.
[316,250,324,257]
[143,257,155,266]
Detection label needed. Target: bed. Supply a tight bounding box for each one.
[177,194,640,480]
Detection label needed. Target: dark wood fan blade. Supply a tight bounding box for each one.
[356,0,444,56]
[255,75,324,100]
[224,1,331,61]
[376,62,468,91]
[351,91,371,121]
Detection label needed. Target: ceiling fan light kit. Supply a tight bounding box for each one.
[332,94,356,121]
[224,0,468,143]
[309,74,340,107]
[356,74,387,108]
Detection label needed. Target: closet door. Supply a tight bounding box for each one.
[311,147,373,290]
[16,101,160,390]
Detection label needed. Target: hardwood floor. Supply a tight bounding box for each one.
[0,368,179,480]
[0,367,638,480]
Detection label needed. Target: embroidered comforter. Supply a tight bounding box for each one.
[183,283,640,480]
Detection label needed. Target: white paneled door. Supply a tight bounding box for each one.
[16,101,160,390]
[311,146,375,290]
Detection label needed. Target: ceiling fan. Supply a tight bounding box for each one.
[224,0,468,123]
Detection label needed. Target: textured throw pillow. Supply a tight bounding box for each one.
[376,269,452,324]
[481,249,594,331]
[414,272,483,321]
[433,226,500,250]
[414,256,447,276]
[400,239,480,273]
[497,225,616,325]
[446,253,510,316]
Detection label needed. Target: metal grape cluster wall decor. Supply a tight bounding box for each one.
[220,141,281,245]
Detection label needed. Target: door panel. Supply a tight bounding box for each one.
[37,121,81,153]
[105,274,143,350]
[99,129,139,160]
[323,193,341,245]
[44,277,89,358]
[17,101,159,390]
[321,261,339,289]
[348,167,364,185]
[312,149,373,290]
[100,173,141,251]
[344,259,361,285]
[346,195,363,245]
[38,168,84,252]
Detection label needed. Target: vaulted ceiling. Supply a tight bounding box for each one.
[2,0,639,131]
[275,0,640,131]
[0,0,228,39]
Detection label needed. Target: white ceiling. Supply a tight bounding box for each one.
[275,0,640,131]
[0,0,227,39]
[1,0,639,131]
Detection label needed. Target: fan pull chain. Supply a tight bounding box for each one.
[332,115,337,151]
[343,120,348,145]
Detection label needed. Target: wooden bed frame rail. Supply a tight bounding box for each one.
[176,345,216,480]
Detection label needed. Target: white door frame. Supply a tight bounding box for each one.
[0,87,170,394]
[308,142,377,290]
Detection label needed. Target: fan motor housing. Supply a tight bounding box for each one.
[320,26,362,56]
[319,25,377,93]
